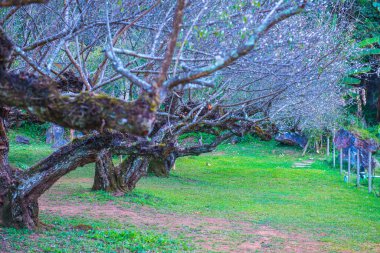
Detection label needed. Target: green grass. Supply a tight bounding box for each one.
[7,124,53,169]
[132,143,380,246]
[1,135,380,252]
[2,216,190,253]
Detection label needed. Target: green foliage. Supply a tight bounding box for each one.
[343,1,380,88]
[373,1,380,11]
[346,66,372,75]
[179,132,257,146]
[354,0,380,40]
[341,76,361,85]
[9,122,50,143]
[348,124,380,142]
[357,36,380,48]
[351,1,380,60]
[179,132,216,145]
[356,48,380,57]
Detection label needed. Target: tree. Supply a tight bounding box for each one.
[0,0,308,229]
[92,5,355,192]
[340,0,380,125]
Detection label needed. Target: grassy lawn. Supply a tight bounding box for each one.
[1,132,379,252]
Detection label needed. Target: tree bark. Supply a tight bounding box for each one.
[92,150,119,192]
[1,133,122,229]
[116,155,150,192]
[92,152,176,193]
[92,151,151,193]
[0,0,47,7]
[148,153,176,177]
[0,107,12,227]
[0,130,167,229]
[0,107,38,229]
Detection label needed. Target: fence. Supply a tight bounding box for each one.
[330,138,379,194]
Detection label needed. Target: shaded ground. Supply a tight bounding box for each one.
[40,179,326,253]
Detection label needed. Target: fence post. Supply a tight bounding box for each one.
[368,152,372,193]
[340,148,343,175]
[347,148,351,183]
[356,150,360,187]
[302,139,310,157]
[333,131,336,168]
[327,136,330,158]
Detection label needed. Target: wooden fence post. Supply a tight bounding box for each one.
[356,150,360,187]
[302,139,310,157]
[347,148,351,183]
[368,152,372,193]
[327,137,330,158]
[340,148,343,174]
[333,131,336,168]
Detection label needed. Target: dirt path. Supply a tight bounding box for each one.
[39,180,328,253]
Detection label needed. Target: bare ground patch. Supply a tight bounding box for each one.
[40,184,330,253]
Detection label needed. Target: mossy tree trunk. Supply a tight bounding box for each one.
[92,151,151,193]
[0,29,157,137]
[0,107,39,228]
[116,155,150,192]
[92,150,119,192]
[91,133,235,193]
[0,129,168,229]
[0,133,129,229]
[148,153,176,177]
[0,107,13,227]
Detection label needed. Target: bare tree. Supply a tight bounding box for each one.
[91,1,356,192]
[0,0,308,229]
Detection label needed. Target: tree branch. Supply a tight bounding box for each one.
[163,1,307,89]
[0,0,46,7]
[155,0,186,88]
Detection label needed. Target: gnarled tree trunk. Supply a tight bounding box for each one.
[148,153,176,177]
[0,129,167,229]
[92,151,150,193]
[0,132,129,229]
[91,132,234,193]
[0,106,13,227]
[0,107,39,229]
[117,155,150,192]
[92,150,119,192]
